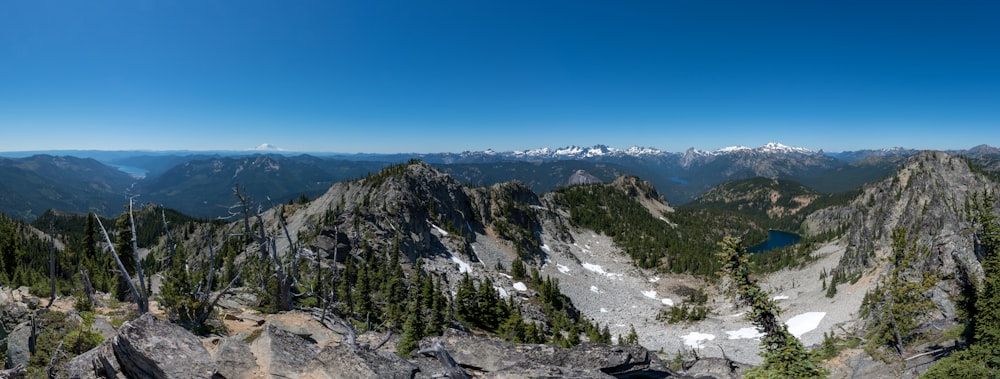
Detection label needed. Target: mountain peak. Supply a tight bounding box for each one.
[251,143,284,152]
[758,142,813,154]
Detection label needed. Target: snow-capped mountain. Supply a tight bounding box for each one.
[507,145,668,159]
[472,142,815,161]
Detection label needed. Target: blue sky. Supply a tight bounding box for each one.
[1,1,997,153]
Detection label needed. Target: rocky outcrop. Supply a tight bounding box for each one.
[212,337,257,379]
[809,152,999,321]
[111,313,217,379]
[302,344,418,379]
[311,226,352,261]
[250,323,320,377]
[60,336,120,379]
[62,317,678,379]
[567,170,602,187]
[5,322,32,370]
[59,313,215,379]
[415,333,672,378]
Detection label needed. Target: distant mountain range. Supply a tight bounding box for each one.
[0,143,997,220]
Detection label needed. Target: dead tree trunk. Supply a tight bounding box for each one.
[80,270,95,308]
[161,207,177,267]
[48,220,56,308]
[128,198,149,311]
[417,341,471,379]
[95,214,148,315]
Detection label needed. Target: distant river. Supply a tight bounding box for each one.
[749,230,801,253]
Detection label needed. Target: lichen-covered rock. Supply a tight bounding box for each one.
[5,321,32,370]
[213,336,258,379]
[111,313,216,379]
[250,323,319,378]
[59,338,122,379]
[301,344,417,379]
[416,334,671,378]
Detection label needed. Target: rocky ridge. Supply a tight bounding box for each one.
[53,310,673,379]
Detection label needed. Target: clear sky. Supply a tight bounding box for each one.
[1,1,997,153]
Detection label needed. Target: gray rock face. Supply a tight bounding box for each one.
[681,357,746,379]
[213,337,257,379]
[416,334,671,378]
[487,361,615,379]
[567,170,602,187]
[302,344,418,379]
[5,321,32,370]
[311,227,352,260]
[111,313,217,379]
[59,338,121,379]
[250,323,319,378]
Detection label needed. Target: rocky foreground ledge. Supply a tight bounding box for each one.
[55,312,696,379]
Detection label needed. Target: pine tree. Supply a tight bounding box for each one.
[454,273,477,324]
[396,297,424,357]
[717,236,827,379]
[863,228,934,357]
[511,256,527,280]
[427,276,447,336]
[924,193,1000,377]
[352,260,373,327]
[112,210,137,302]
[336,258,354,314]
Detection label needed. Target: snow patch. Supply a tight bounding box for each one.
[661,298,674,306]
[541,244,551,252]
[591,286,601,294]
[600,308,608,313]
[772,295,789,301]
[726,327,764,340]
[451,256,472,273]
[557,264,571,274]
[429,221,449,236]
[682,332,716,349]
[582,263,624,280]
[786,312,825,338]
[642,290,658,300]
[648,276,660,283]
[582,263,606,274]
[513,282,528,291]
[495,286,509,298]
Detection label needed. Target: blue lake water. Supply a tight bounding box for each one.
[749,230,802,253]
[669,176,689,185]
[110,164,148,178]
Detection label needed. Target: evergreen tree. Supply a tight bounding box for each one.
[336,257,354,314]
[863,228,934,357]
[924,193,1000,377]
[511,256,527,280]
[352,259,373,327]
[717,236,827,379]
[454,273,478,325]
[112,210,137,302]
[427,276,447,336]
[396,297,424,357]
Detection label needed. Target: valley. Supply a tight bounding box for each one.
[0,145,997,377]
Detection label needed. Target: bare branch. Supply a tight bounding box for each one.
[417,341,471,379]
[161,207,177,266]
[370,329,393,351]
[128,198,149,310]
[48,220,56,308]
[95,216,147,314]
[196,263,245,327]
[47,340,64,377]
[204,231,216,298]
